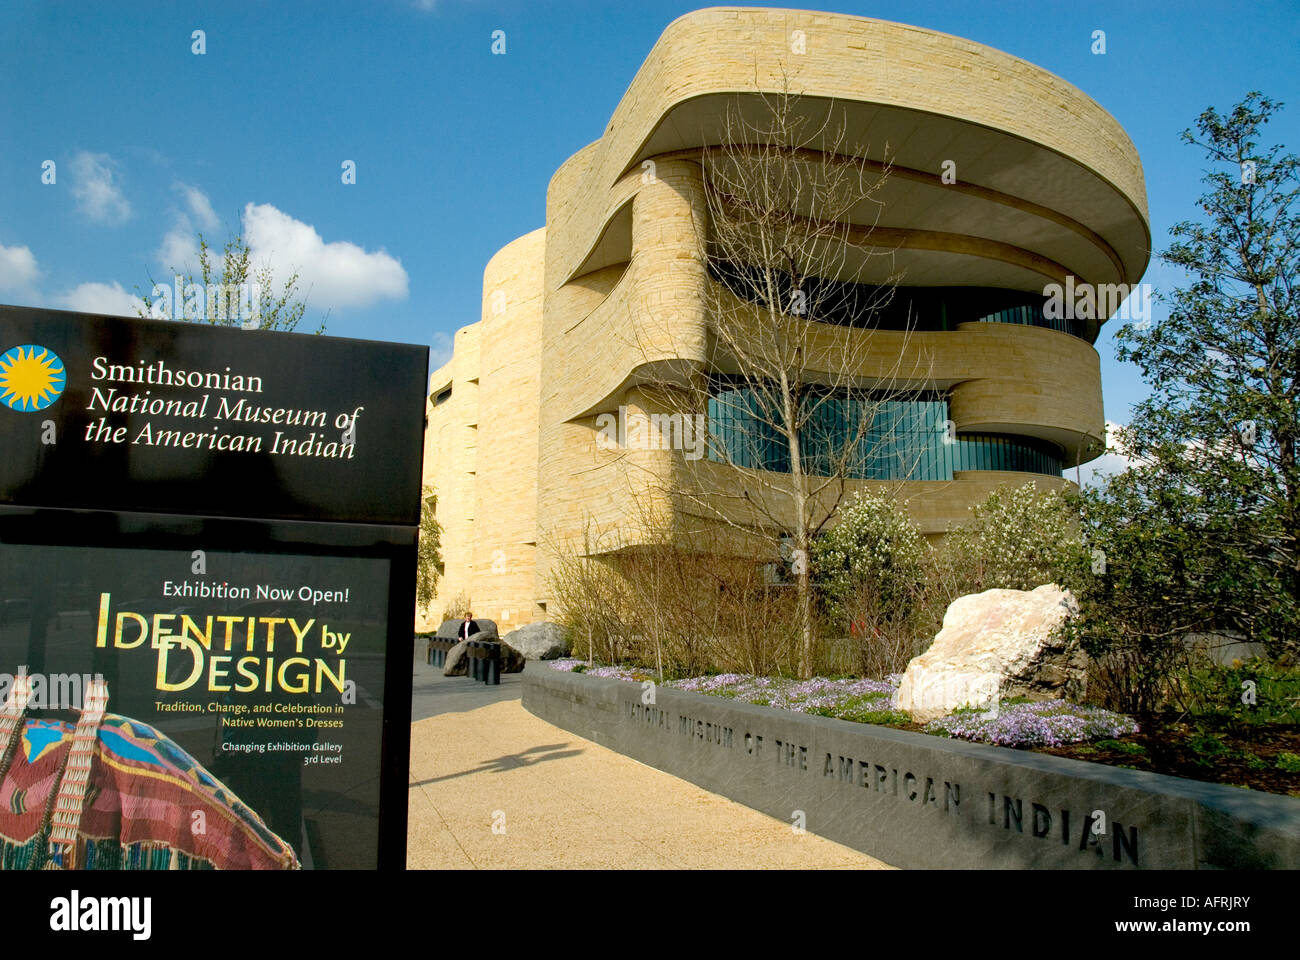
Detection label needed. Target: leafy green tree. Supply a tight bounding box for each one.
[416,486,443,614]
[1080,92,1299,656]
[1060,479,1257,713]
[137,232,326,333]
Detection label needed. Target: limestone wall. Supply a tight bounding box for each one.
[420,7,1150,629]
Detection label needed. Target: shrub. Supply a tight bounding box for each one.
[545,513,804,678]
[936,481,1083,601]
[810,491,933,676]
[439,591,472,623]
[1077,634,1194,717]
[545,531,635,667]
[1177,658,1300,726]
[1060,472,1300,714]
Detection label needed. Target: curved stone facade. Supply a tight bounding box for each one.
[422,7,1149,629]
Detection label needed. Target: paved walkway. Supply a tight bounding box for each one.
[407,650,894,869]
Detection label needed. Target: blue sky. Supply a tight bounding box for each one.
[2,0,1297,475]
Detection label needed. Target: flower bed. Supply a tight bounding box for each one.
[924,700,1138,747]
[548,659,647,682]
[547,660,1136,747]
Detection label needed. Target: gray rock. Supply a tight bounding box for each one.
[446,634,523,677]
[437,619,498,641]
[895,583,1086,721]
[442,640,469,677]
[504,622,571,660]
[500,642,527,674]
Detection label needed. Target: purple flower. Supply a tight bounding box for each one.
[549,665,1137,750]
[924,700,1138,747]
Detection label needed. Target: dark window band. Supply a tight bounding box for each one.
[705,384,1062,479]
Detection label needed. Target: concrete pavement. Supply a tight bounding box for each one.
[407,650,895,869]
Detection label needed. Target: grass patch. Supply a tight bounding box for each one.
[809,704,911,726]
[1276,752,1300,773]
[1184,660,1300,726]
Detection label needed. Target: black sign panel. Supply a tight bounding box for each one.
[0,526,402,868]
[0,306,427,871]
[0,305,427,525]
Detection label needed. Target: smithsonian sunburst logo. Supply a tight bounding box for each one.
[0,345,66,412]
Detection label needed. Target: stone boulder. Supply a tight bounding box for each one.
[894,584,1085,722]
[442,640,469,677]
[444,634,525,677]
[436,619,498,641]
[503,622,570,660]
[499,641,527,674]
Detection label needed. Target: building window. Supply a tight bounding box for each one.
[975,304,1086,339]
[706,384,790,473]
[433,387,452,406]
[947,432,1063,476]
[706,381,1062,479]
[707,259,1088,339]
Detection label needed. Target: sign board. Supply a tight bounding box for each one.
[0,306,427,870]
[0,305,425,523]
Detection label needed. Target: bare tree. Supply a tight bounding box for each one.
[543,518,634,666]
[623,83,938,678]
[545,499,803,678]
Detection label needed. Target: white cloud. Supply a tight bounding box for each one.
[1076,421,1141,488]
[150,197,408,313]
[241,202,408,309]
[156,225,200,275]
[51,281,144,318]
[0,243,40,293]
[179,183,219,231]
[69,151,131,224]
[0,238,141,316]
[154,183,219,274]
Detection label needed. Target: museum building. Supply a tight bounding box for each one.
[420,7,1151,632]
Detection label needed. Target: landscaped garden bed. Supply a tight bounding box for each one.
[548,659,1300,797]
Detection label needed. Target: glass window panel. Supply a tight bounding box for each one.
[706,382,1061,479]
